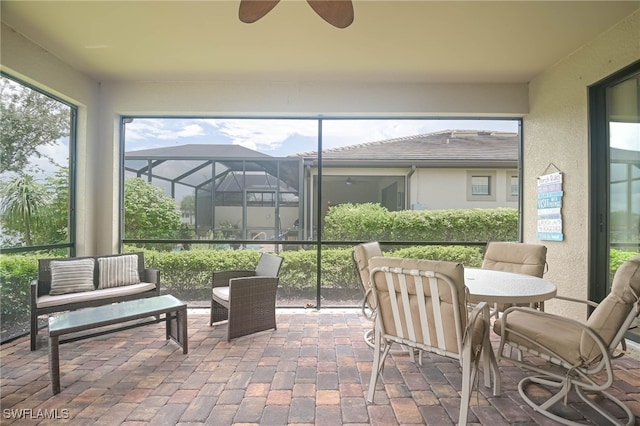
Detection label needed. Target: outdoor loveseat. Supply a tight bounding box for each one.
[30,252,160,350]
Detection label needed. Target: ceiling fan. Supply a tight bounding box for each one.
[239,0,354,29]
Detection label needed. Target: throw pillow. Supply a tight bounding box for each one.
[97,254,141,289]
[49,258,96,295]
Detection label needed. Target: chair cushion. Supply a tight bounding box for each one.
[582,255,640,361]
[38,282,156,308]
[494,310,583,365]
[213,286,230,302]
[97,254,141,289]
[369,256,466,355]
[49,258,96,295]
[482,242,547,277]
[255,254,283,276]
[353,242,383,287]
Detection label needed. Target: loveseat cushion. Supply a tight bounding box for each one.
[49,258,96,295]
[36,282,157,308]
[97,254,141,289]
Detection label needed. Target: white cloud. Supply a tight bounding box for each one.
[26,142,70,179]
[125,117,520,156]
[201,119,317,152]
[126,119,205,144]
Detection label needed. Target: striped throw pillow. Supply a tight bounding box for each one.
[49,258,96,295]
[97,254,141,289]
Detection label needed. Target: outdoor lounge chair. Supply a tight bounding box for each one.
[494,254,640,426]
[210,253,284,341]
[365,256,499,425]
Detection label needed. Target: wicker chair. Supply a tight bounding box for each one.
[494,254,640,426]
[366,256,499,424]
[482,241,548,317]
[210,253,284,341]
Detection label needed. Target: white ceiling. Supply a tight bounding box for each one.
[2,1,639,84]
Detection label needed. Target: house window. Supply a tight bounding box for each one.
[471,176,490,195]
[507,173,519,201]
[467,171,496,201]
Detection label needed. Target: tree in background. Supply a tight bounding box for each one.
[0,174,50,246]
[32,168,70,244]
[0,77,70,175]
[124,178,181,240]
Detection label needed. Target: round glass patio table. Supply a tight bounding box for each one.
[464,267,557,305]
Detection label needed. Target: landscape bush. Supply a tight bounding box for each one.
[323,203,519,242]
[0,255,38,323]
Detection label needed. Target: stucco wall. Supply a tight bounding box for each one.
[0,23,101,256]
[412,168,518,210]
[524,10,640,319]
[96,82,528,253]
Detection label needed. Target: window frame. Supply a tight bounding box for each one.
[0,72,77,256]
[506,171,519,202]
[467,170,496,201]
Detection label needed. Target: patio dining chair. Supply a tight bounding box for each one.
[366,256,499,425]
[482,241,548,317]
[210,253,283,341]
[352,241,383,348]
[494,254,640,426]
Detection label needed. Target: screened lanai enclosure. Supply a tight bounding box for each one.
[119,117,525,310]
[125,144,305,246]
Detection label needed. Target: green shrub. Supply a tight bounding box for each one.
[324,204,518,242]
[389,245,484,267]
[0,255,38,322]
[610,249,640,279]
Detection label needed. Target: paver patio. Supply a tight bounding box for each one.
[1,309,639,425]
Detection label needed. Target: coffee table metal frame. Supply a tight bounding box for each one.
[48,294,187,394]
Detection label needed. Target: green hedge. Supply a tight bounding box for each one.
[323,204,519,242]
[0,255,38,322]
[137,245,484,294]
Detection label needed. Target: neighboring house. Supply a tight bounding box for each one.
[125,130,518,241]
[301,130,518,231]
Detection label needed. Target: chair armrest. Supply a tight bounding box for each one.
[228,276,279,307]
[31,279,39,306]
[143,268,161,295]
[553,294,599,309]
[212,270,256,288]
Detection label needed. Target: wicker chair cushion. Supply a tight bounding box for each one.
[49,258,95,295]
[255,253,283,277]
[97,254,141,289]
[212,286,230,302]
[37,282,157,308]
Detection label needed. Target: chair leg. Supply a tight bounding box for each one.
[30,311,38,351]
[518,374,635,426]
[210,298,228,326]
[367,329,390,403]
[459,337,477,425]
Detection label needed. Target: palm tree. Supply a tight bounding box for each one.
[0,174,49,246]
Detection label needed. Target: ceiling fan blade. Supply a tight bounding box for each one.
[307,0,354,29]
[239,0,280,24]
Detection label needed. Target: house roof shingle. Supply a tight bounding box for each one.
[300,130,518,168]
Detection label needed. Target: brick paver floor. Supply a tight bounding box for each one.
[1,309,639,425]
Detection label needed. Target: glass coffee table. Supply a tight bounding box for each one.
[48,295,187,394]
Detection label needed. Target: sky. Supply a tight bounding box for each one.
[124,117,522,157]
